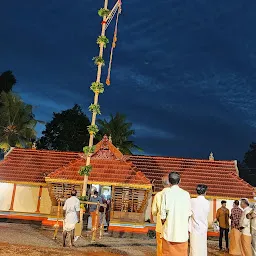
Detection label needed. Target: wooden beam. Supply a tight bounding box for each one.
[213,199,217,220]
[9,184,17,210]
[36,186,43,213]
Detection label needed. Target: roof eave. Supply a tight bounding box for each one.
[0,180,47,186]
[45,177,152,190]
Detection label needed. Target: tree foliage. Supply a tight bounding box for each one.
[0,71,17,93]
[0,92,37,151]
[240,142,256,186]
[97,113,142,155]
[36,104,96,152]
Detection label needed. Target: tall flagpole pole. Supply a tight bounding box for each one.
[77,0,121,241]
[81,0,109,197]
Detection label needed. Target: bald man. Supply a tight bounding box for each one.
[152,175,170,256]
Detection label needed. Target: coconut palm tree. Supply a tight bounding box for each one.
[0,70,17,93]
[97,113,142,154]
[0,92,37,152]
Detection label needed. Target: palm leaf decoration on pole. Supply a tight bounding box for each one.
[79,1,122,196]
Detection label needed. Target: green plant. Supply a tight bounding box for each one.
[89,104,101,115]
[97,36,109,48]
[83,145,95,155]
[78,195,89,201]
[87,124,99,135]
[93,56,105,66]
[90,82,104,94]
[78,165,92,176]
[98,8,111,17]
[0,142,10,153]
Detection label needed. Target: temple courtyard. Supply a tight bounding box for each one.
[0,222,230,256]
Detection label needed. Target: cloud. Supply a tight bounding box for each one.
[1,0,256,161]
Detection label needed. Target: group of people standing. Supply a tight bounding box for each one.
[152,171,256,256]
[217,198,256,256]
[62,189,110,247]
[152,172,209,256]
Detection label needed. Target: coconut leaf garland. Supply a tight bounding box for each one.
[97,36,109,48]
[92,56,105,66]
[89,104,101,115]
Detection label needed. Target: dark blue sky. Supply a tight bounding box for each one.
[1,0,256,160]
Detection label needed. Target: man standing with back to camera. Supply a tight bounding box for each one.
[161,172,192,256]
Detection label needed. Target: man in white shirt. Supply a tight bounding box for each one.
[189,184,210,256]
[151,175,170,256]
[161,172,192,256]
[239,198,252,256]
[63,190,80,247]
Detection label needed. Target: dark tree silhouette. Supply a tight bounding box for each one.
[0,71,17,93]
[36,104,96,152]
[97,112,142,155]
[239,142,256,186]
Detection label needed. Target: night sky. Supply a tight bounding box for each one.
[1,0,256,160]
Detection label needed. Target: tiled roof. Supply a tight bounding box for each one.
[0,148,79,183]
[0,141,254,198]
[128,155,255,199]
[46,158,151,187]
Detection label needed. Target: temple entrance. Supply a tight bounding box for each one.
[87,184,112,231]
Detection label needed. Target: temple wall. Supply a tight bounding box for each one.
[39,187,52,214]
[145,195,152,221]
[13,185,39,212]
[0,182,13,211]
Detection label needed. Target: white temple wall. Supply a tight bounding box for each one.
[145,195,152,221]
[0,182,13,211]
[13,185,39,213]
[39,187,52,214]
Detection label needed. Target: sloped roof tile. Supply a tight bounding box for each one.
[128,155,255,199]
[46,158,151,187]
[0,148,79,183]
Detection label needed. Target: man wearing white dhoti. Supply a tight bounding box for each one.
[63,190,80,247]
[189,184,210,256]
[161,172,192,256]
[151,175,170,256]
[239,198,252,256]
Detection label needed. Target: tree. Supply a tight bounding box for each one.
[0,71,17,93]
[36,104,95,152]
[0,92,37,152]
[97,112,142,155]
[240,142,256,186]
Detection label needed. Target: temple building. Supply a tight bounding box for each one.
[0,135,254,235]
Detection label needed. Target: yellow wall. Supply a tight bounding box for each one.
[13,185,39,213]
[0,182,13,211]
[145,195,152,221]
[39,187,52,214]
[0,183,52,215]
[208,199,214,224]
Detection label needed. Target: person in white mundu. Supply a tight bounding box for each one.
[161,172,192,256]
[189,184,210,256]
[63,190,80,247]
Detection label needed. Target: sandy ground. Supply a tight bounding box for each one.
[0,222,230,255]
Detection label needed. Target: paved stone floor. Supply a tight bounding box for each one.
[0,222,230,255]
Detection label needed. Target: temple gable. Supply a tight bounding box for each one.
[91,135,123,160]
